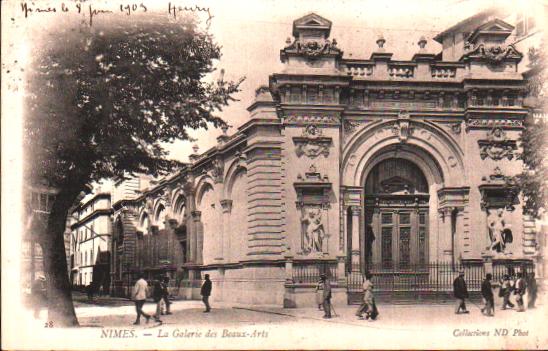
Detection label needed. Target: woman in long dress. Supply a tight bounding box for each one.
[356,273,375,320]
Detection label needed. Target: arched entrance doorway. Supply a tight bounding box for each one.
[364,158,430,270]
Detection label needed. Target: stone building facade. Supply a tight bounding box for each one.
[70,193,112,291]
[109,13,540,305]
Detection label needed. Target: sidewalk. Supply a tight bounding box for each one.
[69,296,546,331]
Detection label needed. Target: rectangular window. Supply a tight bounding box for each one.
[419,212,426,225]
[399,227,411,269]
[399,213,411,225]
[381,213,393,224]
[381,227,393,269]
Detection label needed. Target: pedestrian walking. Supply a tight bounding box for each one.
[315,278,324,311]
[526,272,537,309]
[481,273,494,316]
[320,274,332,319]
[200,274,212,313]
[356,272,375,320]
[453,270,470,314]
[132,273,151,325]
[152,278,164,322]
[162,276,172,315]
[514,272,527,312]
[499,275,515,310]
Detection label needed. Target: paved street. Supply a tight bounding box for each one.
[61,293,547,331]
[21,295,547,349]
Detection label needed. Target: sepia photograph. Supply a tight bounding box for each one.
[1,0,547,349]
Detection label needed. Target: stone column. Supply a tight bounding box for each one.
[191,210,202,264]
[350,206,361,270]
[220,199,233,262]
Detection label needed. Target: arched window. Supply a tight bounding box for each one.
[155,204,167,230]
[140,213,150,235]
[173,195,186,224]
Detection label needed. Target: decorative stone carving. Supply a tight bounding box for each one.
[478,127,517,160]
[392,111,414,142]
[487,208,513,254]
[343,119,368,135]
[293,125,332,159]
[284,38,341,59]
[451,122,462,134]
[220,199,233,214]
[284,113,339,125]
[463,43,522,65]
[300,205,327,254]
[209,158,224,184]
[466,118,523,129]
[479,167,518,211]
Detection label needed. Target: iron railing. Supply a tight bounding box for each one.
[348,261,485,292]
[292,260,338,284]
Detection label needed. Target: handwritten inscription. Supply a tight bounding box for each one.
[19,2,213,27]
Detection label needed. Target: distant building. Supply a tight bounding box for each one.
[102,9,544,306]
[70,192,112,293]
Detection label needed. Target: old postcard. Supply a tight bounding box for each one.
[2,0,547,349]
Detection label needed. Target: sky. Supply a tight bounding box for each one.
[162,0,536,162]
[1,0,542,168]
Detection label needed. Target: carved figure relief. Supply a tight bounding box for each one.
[478,127,517,160]
[487,208,513,254]
[301,206,327,254]
[293,125,332,159]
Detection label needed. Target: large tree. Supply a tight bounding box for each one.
[24,14,242,326]
[518,43,547,219]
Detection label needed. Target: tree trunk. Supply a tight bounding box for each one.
[41,186,83,327]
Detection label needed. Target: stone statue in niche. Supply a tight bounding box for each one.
[487,208,513,254]
[301,206,326,254]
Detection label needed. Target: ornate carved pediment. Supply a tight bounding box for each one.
[478,127,517,160]
[392,111,414,142]
[293,125,332,159]
[281,13,342,63]
[284,38,341,60]
[462,43,522,65]
[294,165,332,209]
[479,167,518,211]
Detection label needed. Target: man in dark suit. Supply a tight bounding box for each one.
[200,274,212,313]
[320,274,332,319]
[481,273,494,316]
[453,270,469,314]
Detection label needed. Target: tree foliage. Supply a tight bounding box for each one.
[24,14,242,326]
[517,42,547,218]
[26,15,242,187]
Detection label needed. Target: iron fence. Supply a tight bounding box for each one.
[292,260,338,284]
[348,261,486,292]
[492,260,534,283]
